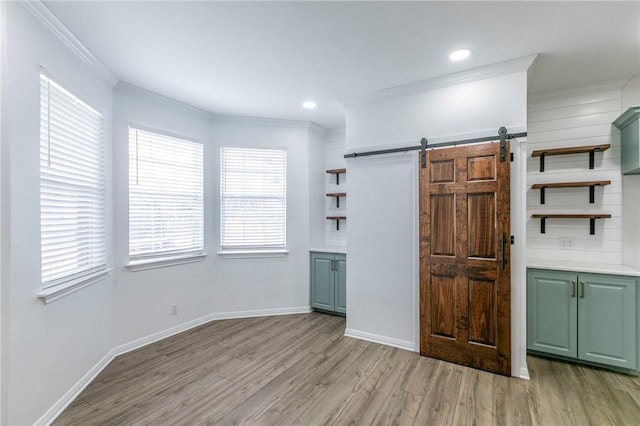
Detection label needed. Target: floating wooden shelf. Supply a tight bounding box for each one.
[326,216,346,230]
[326,192,346,208]
[531,214,612,235]
[531,180,611,204]
[531,144,610,172]
[326,168,346,185]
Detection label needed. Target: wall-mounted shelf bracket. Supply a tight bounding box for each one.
[531,214,612,235]
[326,168,346,185]
[531,180,611,204]
[326,192,346,208]
[327,216,346,230]
[531,144,610,172]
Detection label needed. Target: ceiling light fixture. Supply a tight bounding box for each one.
[449,48,472,61]
[302,100,317,109]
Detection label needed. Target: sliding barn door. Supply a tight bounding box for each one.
[419,142,511,376]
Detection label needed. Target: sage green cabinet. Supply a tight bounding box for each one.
[311,252,346,315]
[613,106,640,175]
[528,269,637,370]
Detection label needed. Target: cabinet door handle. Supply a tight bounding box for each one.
[580,281,585,298]
[571,281,576,297]
[331,260,336,271]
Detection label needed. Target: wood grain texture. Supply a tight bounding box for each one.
[52,313,640,426]
[531,214,612,219]
[431,194,455,256]
[419,142,511,376]
[531,144,611,157]
[531,180,611,189]
[467,193,496,258]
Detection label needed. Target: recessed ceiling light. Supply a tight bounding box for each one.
[449,48,472,61]
[302,100,317,109]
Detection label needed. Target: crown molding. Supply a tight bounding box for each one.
[528,76,629,104]
[21,1,118,87]
[117,82,326,132]
[115,81,214,120]
[212,112,320,131]
[341,54,538,109]
[613,105,640,130]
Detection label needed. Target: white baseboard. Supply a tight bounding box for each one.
[344,328,415,352]
[112,306,311,355]
[35,348,118,426]
[518,365,531,380]
[36,306,311,425]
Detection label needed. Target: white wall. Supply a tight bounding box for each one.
[345,72,527,150]
[324,128,347,247]
[2,4,326,421]
[308,126,327,249]
[112,86,318,346]
[3,3,115,424]
[0,0,6,419]
[342,62,532,377]
[621,76,640,270]
[526,83,624,264]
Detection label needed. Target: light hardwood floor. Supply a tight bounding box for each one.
[54,312,640,425]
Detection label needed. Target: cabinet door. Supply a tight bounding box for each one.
[311,253,334,311]
[335,255,347,315]
[578,273,637,369]
[527,269,578,357]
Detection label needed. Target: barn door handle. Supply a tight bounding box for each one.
[500,234,507,270]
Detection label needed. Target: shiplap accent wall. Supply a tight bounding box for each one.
[526,84,623,264]
[325,129,347,246]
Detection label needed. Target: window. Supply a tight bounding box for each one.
[129,127,204,261]
[40,74,106,287]
[220,147,287,251]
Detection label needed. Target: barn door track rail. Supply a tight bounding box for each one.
[344,127,527,168]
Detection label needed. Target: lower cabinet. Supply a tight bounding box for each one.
[310,252,346,315]
[527,268,637,370]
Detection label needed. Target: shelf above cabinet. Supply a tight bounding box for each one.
[326,216,346,231]
[531,180,611,204]
[326,168,346,185]
[531,144,610,172]
[531,214,612,235]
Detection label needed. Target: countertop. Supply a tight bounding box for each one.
[310,247,347,254]
[527,258,640,277]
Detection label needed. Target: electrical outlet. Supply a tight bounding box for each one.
[171,304,178,315]
[559,238,575,250]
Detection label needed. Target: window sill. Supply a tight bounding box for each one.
[37,267,113,304]
[126,253,207,272]
[217,249,289,259]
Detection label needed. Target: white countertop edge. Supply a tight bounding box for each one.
[527,258,640,277]
[310,247,347,254]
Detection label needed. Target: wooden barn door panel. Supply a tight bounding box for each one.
[419,142,511,376]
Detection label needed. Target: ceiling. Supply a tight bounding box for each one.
[43,1,639,130]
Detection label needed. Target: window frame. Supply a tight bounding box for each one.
[219,146,288,254]
[127,125,205,268]
[39,73,107,293]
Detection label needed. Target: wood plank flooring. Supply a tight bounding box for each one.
[54,312,640,425]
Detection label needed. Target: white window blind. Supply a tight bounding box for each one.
[129,127,204,260]
[220,147,287,251]
[40,74,106,287]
